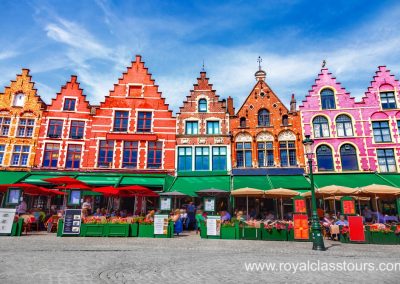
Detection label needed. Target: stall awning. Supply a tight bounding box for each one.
[120,176,165,187]
[22,172,78,185]
[0,171,30,184]
[313,173,392,188]
[376,174,400,187]
[268,175,310,190]
[233,176,271,190]
[168,175,230,197]
[76,175,121,186]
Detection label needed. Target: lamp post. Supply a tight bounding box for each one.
[302,134,326,251]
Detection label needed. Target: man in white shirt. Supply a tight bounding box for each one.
[82,198,92,214]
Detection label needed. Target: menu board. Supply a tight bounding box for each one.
[7,188,22,205]
[348,216,365,242]
[154,214,169,235]
[160,197,172,211]
[207,216,221,236]
[68,190,81,206]
[293,198,307,214]
[293,214,309,240]
[62,209,82,235]
[342,199,356,215]
[204,197,215,212]
[0,208,16,234]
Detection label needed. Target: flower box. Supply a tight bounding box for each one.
[370,231,397,245]
[220,225,237,240]
[138,223,154,238]
[104,223,129,237]
[130,223,139,237]
[261,227,288,241]
[81,223,105,237]
[239,224,261,240]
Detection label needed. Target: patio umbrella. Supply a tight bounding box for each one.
[358,184,400,214]
[301,185,359,197]
[159,191,188,209]
[195,188,229,197]
[43,176,88,186]
[231,188,264,218]
[55,183,92,190]
[264,188,300,219]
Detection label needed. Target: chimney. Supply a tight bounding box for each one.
[227,96,235,116]
[290,93,296,113]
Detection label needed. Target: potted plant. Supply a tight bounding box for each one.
[261,221,289,241]
[81,217,106,237]
[369,224,397,245]
[104,217,130,237]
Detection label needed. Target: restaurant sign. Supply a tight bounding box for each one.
[207,216,221,236]
[0,208,16,234]
[62,209,82,235]
[154,214,169,235]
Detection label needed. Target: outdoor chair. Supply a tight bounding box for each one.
[330,225,340,241]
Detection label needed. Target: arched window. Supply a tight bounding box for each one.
[316,145,334,171]
[336,114,353,137]
[313,116,330,138]
[320,88,336,110]
[340,144,358,171]
[258,109,270,126]
[240,117,246,128]
[198,99,207,112]
[282,115,288,126]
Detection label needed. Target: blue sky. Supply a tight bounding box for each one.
[0,0,400,112]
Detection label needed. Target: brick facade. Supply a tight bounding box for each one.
[0,69,45,170]
[176,71,231,172]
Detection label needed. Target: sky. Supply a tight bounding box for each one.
[0,0,400,112]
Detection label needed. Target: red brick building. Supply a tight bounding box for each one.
[85,55,176,172]
[35,76,92,169]
[230,67,305,169]
[176,71,232,172]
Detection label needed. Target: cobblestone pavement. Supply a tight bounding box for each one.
[0,232,399,284]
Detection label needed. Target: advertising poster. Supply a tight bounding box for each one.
[7,189,21,205]
[62,209,82,235]
[293,198,307,213]
[207,216,221,236]
[204,197,215,212]
[293,214,309,240]
[154,214,169,235]
[342,199,356,215]
[0,208,16,234]
[69,190,81,206]
[160,197,171,211]
[348,216,365,242]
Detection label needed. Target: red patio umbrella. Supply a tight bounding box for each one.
[117,185,159,197]
[0,183,40,193]
[43,176,88,187]
[39,187,66,196]
[55,183,92,190]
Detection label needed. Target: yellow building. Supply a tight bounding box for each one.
[0,69,45,170]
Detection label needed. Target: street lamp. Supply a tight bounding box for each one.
[303,134,326,251]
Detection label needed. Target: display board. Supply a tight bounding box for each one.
[154,214,169,235]
[206,216,221,236]
[348,215,365,242]
[160,197,172,211]
[204,197,216,212]
[0,208,16,234]
[62,209,82,235]
[68,190,82,206]
[341,197,356,215]
[293,197,307,214]
[293,214,309,240]
[6,188,22,206]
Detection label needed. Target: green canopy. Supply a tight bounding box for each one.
[76,175,120,186]
[313,173,392,188]
[120,176,165,187]
[0,171,30,184]
[268,175,310,190]
[22,172,77,185]
[168,175,230,197]
[376,174,400,187]
[233,176,271,190]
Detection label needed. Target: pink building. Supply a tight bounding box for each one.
[300,66,400,173]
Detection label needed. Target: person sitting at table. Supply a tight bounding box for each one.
[94,208,102,217]
[145,210,155,222]
[362,206,373,223]
[172,209,183,235]
[236,211,245,222]
[335,215,348,226]
[221,210,231,223]
[82,198,92,215]
[265,211,275,221]
[321,213,334,236]
[16,200,27,216]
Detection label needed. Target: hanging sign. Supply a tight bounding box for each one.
[341,197,356,215]
[207,216,221,236]
[68,190,81,206]
[204,197,216,212]
[154,214,169,235]
[0,208,16,234]
[293,214,309,240]
[293,197,307,214]
[6,188,22,206]
[62,209,82,235]
[160,197,172,211]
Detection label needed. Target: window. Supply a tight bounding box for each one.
[313,116,330,138]
[198,99,207,112]
[137,112,152,132]
[236,142,252,167]
[206,121,220,134]
[43,143,59,168]
[258,142,274,167]
[178,147,192,171]
[13,93,25,107]
[380,91,397,109]
[212,146,227,170]
[113,111,129,132]
[147,141,162,169]
[340,144,358,171]
[98,140,114,168]
[123,141,138,168]
[377,149,396,172]
[195,147,209,170]
[258,109,270,126]
[69,121,85,139]
[336,115,353,137]
[372,121,391,142]
[63,98,76,111]
[66,144,81,169]
[185,121,198,135]
[282,115,289,126]
[316,145,334,171]
[47,119,63,138]
[320,88,336,109]
[279,141,296,167]
[0,145,4,164]
[0,117,11,136]
[17,118,34,137]
[11,145,30,166]
[240,117,246,128]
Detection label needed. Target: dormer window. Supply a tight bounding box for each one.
[198,99,207,112]
[63,98,76,111]
[380,91,397,109]
[320,88,336,110]
[13,93,25,107]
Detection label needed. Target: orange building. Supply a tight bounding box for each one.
[0,69,45,170]
[230,66,304,170]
